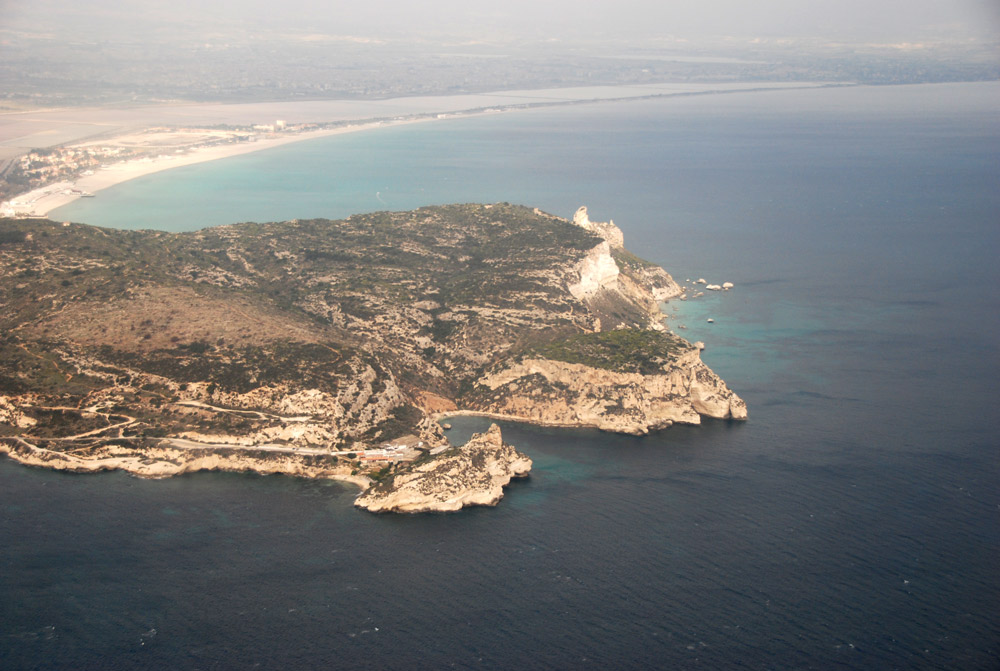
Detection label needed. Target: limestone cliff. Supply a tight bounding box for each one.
[626,263,683,303]
[573,206,624,248]
[0,435,368,487]
[567,240,620,300]
[464,331,747,434]
[567,206,682,327]
[354,424,531,513]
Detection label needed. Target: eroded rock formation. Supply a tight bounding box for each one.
[573,206,624,248]
[470,349,747,435]
[354,424,531,513]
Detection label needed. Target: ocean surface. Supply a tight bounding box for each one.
[5,82,999,670]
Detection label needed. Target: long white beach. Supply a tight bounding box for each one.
[5,118,431,217]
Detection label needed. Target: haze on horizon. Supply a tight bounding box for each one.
[2,0,998,45]
[1,0,998,108]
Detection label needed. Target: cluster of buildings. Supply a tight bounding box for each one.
[251,120,288,133]
[0,121,311,209]
[356,435,426,464]
[12,145,129,187]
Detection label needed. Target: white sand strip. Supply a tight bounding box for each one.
[6,118,431,217]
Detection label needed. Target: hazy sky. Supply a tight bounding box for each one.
[2,0,998,44]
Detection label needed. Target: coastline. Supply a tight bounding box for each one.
[7,117,435,218]
[0,435,373,490]
[2,81,838,219]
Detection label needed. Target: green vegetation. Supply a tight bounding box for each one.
[0,337,105,396]
[612,247,657,272]
[93,340,358,395]
[368,465,393,482]
[363,404,424,443]
[0,230,27,245]
[526,329,693,375]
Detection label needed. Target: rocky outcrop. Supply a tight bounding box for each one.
[354,424,532,513]
[0,436,369,487]
[186,357,411,447]
[470,350,747,435]
[632,265,683,302]
[567,240,620,300]
[567,207,681,323]
[573,206,624,248]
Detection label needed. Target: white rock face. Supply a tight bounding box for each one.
[184,357,414,448]
[572,206,625,249]
[706,284,722,291]
[474,350,747,435]
[621,263,683,303]
[0,437,361,484]
[567,241,620,300]
[565,206,682,322]
[354,424,532,513]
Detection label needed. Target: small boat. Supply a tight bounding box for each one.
[707,318,714,323]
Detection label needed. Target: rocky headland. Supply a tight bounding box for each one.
[355,424,531,513]
[468,344,747,435]
[0,203,745,512]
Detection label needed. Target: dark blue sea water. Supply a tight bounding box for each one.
[5,82,999,670]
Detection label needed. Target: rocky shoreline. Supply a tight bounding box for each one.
[0,435,372,488]
[355,424,531,513]
[469,351,746,435]
[0,424,530,514]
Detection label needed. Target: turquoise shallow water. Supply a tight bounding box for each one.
[6,82,1000,669]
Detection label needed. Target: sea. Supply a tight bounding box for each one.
[3,82,998,670]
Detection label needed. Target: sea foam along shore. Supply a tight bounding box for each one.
[6,118,433,218]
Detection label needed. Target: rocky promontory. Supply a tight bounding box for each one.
[469,346,747,435]
[0,203,745,512]
[354,424,531,513]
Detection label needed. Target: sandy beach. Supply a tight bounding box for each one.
[3,117,432,217]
